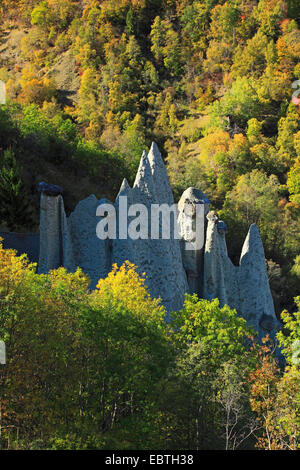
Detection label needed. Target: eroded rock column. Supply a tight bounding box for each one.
[68,195,112,290]
[38,183,75,274]
[178,187,210,297]
[239,224,280,339]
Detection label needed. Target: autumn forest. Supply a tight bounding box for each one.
[0,0,299,450]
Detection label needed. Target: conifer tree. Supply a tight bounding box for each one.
[0,149,31,230]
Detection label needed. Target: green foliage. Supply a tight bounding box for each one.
[0,0,299,450]
[219,169,284,262]
[1,2,299,288]
[0,245,298,450]
[171,295,254,361]
[208,77,261,129]
[0,0,299,323]
[156,296,258,450]
[31,1,52,29]
[0,149,31,230]
[277,297,300,366]
[0,251,173,449]
[150,16,183,77]
[0,102,134,220]
[222,170,280,227]
[255,0,286,37]
[287,158,300,205]
[277,105,300,166]
[291,255,300,278]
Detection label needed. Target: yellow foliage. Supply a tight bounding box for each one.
[94,261,165,320]
[19,77,56,105]
[0,239,36,294]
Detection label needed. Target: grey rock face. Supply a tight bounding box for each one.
[203,212,279,339]
[37,142,278,339]
[134,150,156,201]
[147,142,174,204]
[178,188,210,297]
[38,193,75,274]
[112,177,141,276]
[68,195,111,290]
[203,211,240,308]
[38,143,188,313]
[113,143,189,314]
[38,192,112,287]
[239,224,280,339]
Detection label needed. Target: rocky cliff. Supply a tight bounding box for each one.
[37,143,279,339]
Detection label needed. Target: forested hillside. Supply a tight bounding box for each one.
[0,0,299,310]
[0,1,299,451]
